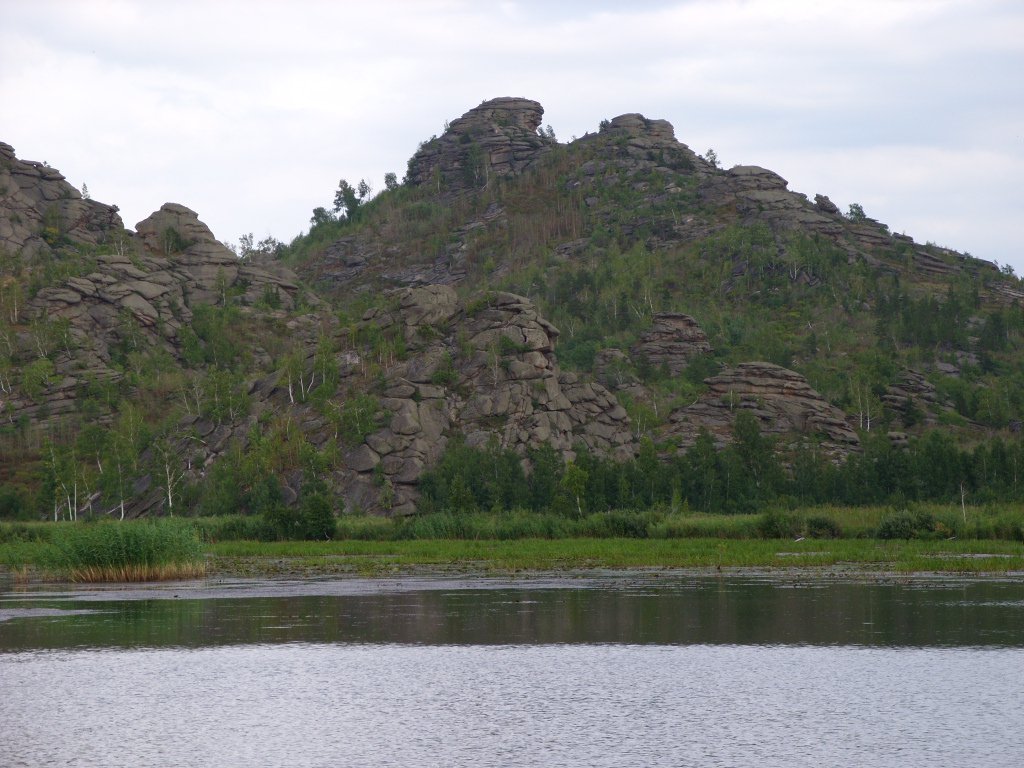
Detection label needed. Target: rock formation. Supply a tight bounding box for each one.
[632,312,712,375]
[0,141,123,257]
[405,97,555,196]
[338,288,635,513]
[668,362,860,459]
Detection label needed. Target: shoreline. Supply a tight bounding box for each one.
[4,563,1024,606]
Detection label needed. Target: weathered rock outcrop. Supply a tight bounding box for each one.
[882,369,952,428]
[405,97,555,197]
[1,144,305,447]
[0,141,123,257]
[337,288,636,513]
[632,312,711,375]
[668,362,860,459]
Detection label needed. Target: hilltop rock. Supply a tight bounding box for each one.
[600,113,677,143]
[668,362,860,459]
[405,97,555,196]
[0,141,123,257]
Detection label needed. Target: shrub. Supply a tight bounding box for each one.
[758,510,803,539]
[876,510,937,540]
[0,486,29,520]
[806,515,843,539]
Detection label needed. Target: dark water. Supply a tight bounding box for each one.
[2,573,1024,767]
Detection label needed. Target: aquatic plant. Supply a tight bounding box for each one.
[38,519,205,582]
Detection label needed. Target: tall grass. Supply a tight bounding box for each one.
[37,519,206,582]
[190,504,1024,544]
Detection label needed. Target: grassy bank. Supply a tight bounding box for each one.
[2,505,1023,580]
[205,537,1024,576]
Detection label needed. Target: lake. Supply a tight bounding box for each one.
[2,572,1023,767]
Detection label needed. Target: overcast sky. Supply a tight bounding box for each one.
[2,0,1022,270]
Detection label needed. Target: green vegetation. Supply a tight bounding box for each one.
[418,419,1024,517]
[5,104,1024,546]
[4,502,1022,580]
[26,518,205,582]
[205,537,1024,576]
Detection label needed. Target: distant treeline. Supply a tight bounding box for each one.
[419,412,1024,516]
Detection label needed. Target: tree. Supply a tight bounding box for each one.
[701,148,719,168]
[333,178,371,220]
[846,202,866,222]
[383,172,399,192]
[100,409,143,520]
[238,233,285,260]
[560,460,588,517]
[152,437,185,516]
[309,207,336,228]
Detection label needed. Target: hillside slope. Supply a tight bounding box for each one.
[2,97,1023,521]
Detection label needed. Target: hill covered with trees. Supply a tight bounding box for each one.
[2,97,1023,526]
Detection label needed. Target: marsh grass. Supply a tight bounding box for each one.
[37,519,205,582]
[208,537,1024,575]
[192,504,1024,544]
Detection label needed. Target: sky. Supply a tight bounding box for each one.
[2,0,1022,271]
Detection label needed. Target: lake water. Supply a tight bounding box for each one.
[2,572,1024,767]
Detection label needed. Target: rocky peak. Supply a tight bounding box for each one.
[600,113,677,143]
[134,203,230,259]
[450,97,545,134]
[404,97,555,196]
[0,141,123,257]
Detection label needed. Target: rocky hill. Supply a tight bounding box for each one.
[2,97,1023,521]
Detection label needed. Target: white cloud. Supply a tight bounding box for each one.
[1,0,1021,268]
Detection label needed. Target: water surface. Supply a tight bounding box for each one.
[2,573,1023,767]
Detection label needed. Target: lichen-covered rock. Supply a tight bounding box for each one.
[1,143,307,446]
[333,290,638,512]
[882,369,953,428]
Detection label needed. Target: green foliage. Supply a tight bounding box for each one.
[160,227,192,255]
[255,474,336,541]
[757,510,803,539]
[20,358,54,401]
[418,438,529,514]
[37,519,204,580]
[186,304,246,368]
[0,485,29,520]
[876,510,939,540]
[429,351,458,385]
[337,393,382,445]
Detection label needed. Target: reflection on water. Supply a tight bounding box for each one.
[2,573,1024,650]
[2,574,1024,767]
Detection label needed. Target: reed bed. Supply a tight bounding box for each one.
[36,519,205,582]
